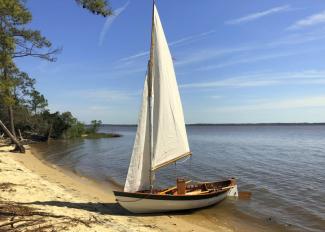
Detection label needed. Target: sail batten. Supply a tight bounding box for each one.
[124,3,190,192]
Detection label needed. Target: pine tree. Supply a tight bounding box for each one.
[0,0,59,152]
[75,0,113,17]
[0,0,113,152]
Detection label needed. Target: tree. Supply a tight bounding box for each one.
[0,0,114,152]
[28,90,48,114]
[12,70,35,102]
[0,0,59,144]
[38,110,86,139]
[88,120,102,134]
[75,0,113,17]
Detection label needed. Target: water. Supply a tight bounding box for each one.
[33,125,325,232]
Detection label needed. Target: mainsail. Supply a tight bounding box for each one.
[124,4,191,193]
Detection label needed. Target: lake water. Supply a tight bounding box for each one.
[33,125,325,232]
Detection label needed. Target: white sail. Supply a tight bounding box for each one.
[151,5,190,170]
[124,76,151,192]
[124,4,190,192]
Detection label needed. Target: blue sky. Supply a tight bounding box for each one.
[16,0,325,124]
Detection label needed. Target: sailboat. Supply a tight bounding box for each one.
[113,2,238,213]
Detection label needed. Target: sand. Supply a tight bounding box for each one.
[0,145,234,232]
[0,144,284,232]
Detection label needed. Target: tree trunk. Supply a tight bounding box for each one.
[18,129,23,140]
[3,66,17,140]
[0,119,25,153]
[8,106,16,138]
[47,124,53,140]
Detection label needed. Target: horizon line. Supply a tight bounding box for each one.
[97,122,325,126]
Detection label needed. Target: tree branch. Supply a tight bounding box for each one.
[13,47,61,62]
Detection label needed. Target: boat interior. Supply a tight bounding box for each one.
[139,178,235,196]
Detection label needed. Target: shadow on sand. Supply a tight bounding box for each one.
[23,201,196,216]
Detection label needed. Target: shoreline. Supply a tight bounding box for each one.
[0,145,285,231]
[0,146,233,231]
[102,123,325,127]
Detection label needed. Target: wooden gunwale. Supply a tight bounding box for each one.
[114,189,228,201]
[114,179,233,201]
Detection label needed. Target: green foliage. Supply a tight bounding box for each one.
[64,121,86,139]
[87,119,102,134]
[40,111,74,138]
[0,0,115,140]
[0,0,59,137]
[83,132,121,139]
[28,90,48,114]
[0,76,16,105]
[75,0,113,17]
[0,0,60,62]
[0,0,31,25]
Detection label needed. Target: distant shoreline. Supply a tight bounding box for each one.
[101,123,325,127]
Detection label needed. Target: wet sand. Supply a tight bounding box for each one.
[0,145,284,231]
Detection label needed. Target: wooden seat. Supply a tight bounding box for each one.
[185,190,210,195]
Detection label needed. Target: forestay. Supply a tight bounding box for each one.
[124,4,190,193]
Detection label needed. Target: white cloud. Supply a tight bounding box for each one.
[68,89,139,102]
[214,95,325,112]
[98,1,130,46]
[269,27,325,46]
[169,30,215,47]
[119,30,216,62]
[196,51,301,71]
[175,46,254,67]
[161,31,323,70]
[119,51,149,62]
[226,5,291,25]
[288,10,325,30]
[180,70,325,89]
[115,12,325,72]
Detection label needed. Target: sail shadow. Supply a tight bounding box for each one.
[23,201,130,216]
[22,201,196,216]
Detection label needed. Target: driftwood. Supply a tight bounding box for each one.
[18,129,23,141]
[0,120,25,153]
[0,201,96,232]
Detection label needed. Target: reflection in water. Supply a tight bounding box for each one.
[34,125,325,232]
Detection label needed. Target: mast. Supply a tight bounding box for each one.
[124,0,191,193]
[148,0,155,191]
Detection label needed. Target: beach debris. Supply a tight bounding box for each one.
[0,201,105,231]
[143,224,156,229]
[0,120,25,153]
[0,183,18,193]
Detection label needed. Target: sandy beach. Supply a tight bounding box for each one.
[0,144,287,232]
[0,145,238,232]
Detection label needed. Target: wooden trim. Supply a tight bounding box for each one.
[114,189,227,201]
[151,152,192,171]
[158,180,192,195]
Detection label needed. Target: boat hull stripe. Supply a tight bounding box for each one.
[113,189,227,201]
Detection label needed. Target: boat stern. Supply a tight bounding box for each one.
[227,178,239,197]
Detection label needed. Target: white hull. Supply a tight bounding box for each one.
[116,192,227,213]
[114,184,238,214]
